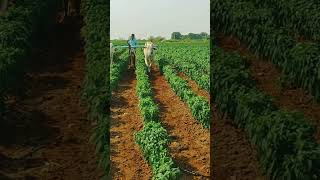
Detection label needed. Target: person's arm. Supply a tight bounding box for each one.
[128,40,131,48]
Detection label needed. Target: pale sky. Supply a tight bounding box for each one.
[110,0,210,40]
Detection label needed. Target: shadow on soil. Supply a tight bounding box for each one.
[0,108,59,147]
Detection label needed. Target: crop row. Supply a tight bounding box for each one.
[158,43,209,73]
[110,49,128,92]
[134,51,181,179]
[0,0,59,121]
[248,0,320,40]
[80,0,110,177]
[157,59,210,128]
[212,0,320,102]
[156,44,210,91]
[212,46,320,179]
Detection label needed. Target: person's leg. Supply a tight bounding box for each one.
[133,49,136,68]
[133,54,136,69]
[130,50,133,67]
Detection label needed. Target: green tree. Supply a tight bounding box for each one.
[187,33,202,39]
[200,32,209,39]
[171,32,182,40]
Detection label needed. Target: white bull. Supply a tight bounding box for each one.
[143,42,157,72]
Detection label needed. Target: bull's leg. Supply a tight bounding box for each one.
[144,56,148,69]
[147,60,151,72]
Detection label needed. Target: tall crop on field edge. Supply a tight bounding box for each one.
[80,0,110,178]
[212,46,320,180]
[0,0,59,122]
[110,49,128,92]
[211,0,320,102]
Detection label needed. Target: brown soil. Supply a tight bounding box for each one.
[217,33,320,143]
[176,66,262,179]
[149,66,210,179]
[0,17,103,179]
[211,116,265,180]
[110,68,152,179]
[177,72,210,101]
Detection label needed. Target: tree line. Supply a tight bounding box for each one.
[171,32,209,40]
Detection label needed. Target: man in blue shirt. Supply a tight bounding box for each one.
[128,34,138,69]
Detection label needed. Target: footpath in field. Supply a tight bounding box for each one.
[212,116,264,180]
[0,17,103,179]
[178,73,210,101]
[178,70,263,179]
[149,66,210,179]
[217,34,320,143]
[110,68,152,179]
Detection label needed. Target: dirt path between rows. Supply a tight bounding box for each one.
[177,73,210,101]
[217,33,320,143]
[0,17,103,179]
[212,116,264,180]
[149,66,210,179]
[110,68,152,179]
[177,69,262,179]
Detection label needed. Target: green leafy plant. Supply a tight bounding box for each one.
[157,59,210,128]
[155,42,210,91]
[80,0,110,177]
[135,122,181,180]
[211,0,320,102]
[134,50,181,179]
[212,46,320,179]
[0,0,59,122]
[110,49,128,92]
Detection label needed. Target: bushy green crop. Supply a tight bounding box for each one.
[0,0,59,121]
[110,49,128,92]
[80,0,110,177]
[158,59,210,128]
[212,47,320,179]
[135,121,180,180]
[155,43,210,91]
[212,0,320,102]
[134,51,181,179]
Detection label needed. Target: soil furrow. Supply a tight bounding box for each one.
[175,65,262,179]
[149,66,210,179]
[110,68,152,179]
[212,116,264,180]
[177,72,210,102]
[0,17,103,179]
[217,33,320,143]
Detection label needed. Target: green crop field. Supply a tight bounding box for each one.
[212,0,320,179]
[110,40,210,179]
